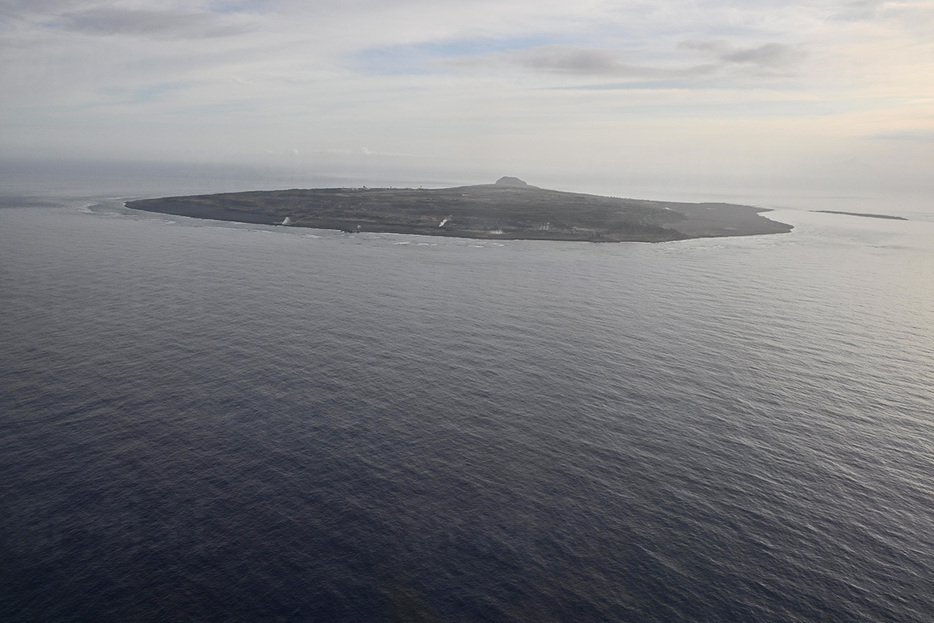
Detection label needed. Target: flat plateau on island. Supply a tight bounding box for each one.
[126,177,793,242]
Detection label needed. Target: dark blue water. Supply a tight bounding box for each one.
[2,181,933,621]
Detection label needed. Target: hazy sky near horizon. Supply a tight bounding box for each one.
[3,1,933,194]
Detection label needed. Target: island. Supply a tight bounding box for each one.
[812,210,907,220]
[126,176,793,242]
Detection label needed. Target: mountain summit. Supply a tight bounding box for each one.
[494,176,529,187]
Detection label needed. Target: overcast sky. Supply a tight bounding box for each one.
[2,0,933,194]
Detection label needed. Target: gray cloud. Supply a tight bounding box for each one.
[832,0,885,22]
[723,43,803,68]
[679,40,804,75]
[513,46,639,75]
[678,40,731,55]
[56,8,253,39]
[0,0,81,19]
[452,41,806,86]
[456,44,718,80]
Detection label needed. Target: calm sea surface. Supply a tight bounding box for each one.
[2,172,933,621]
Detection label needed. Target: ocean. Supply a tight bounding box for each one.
[2,166,933,622]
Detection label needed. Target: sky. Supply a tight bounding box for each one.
[2,0,933,195]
